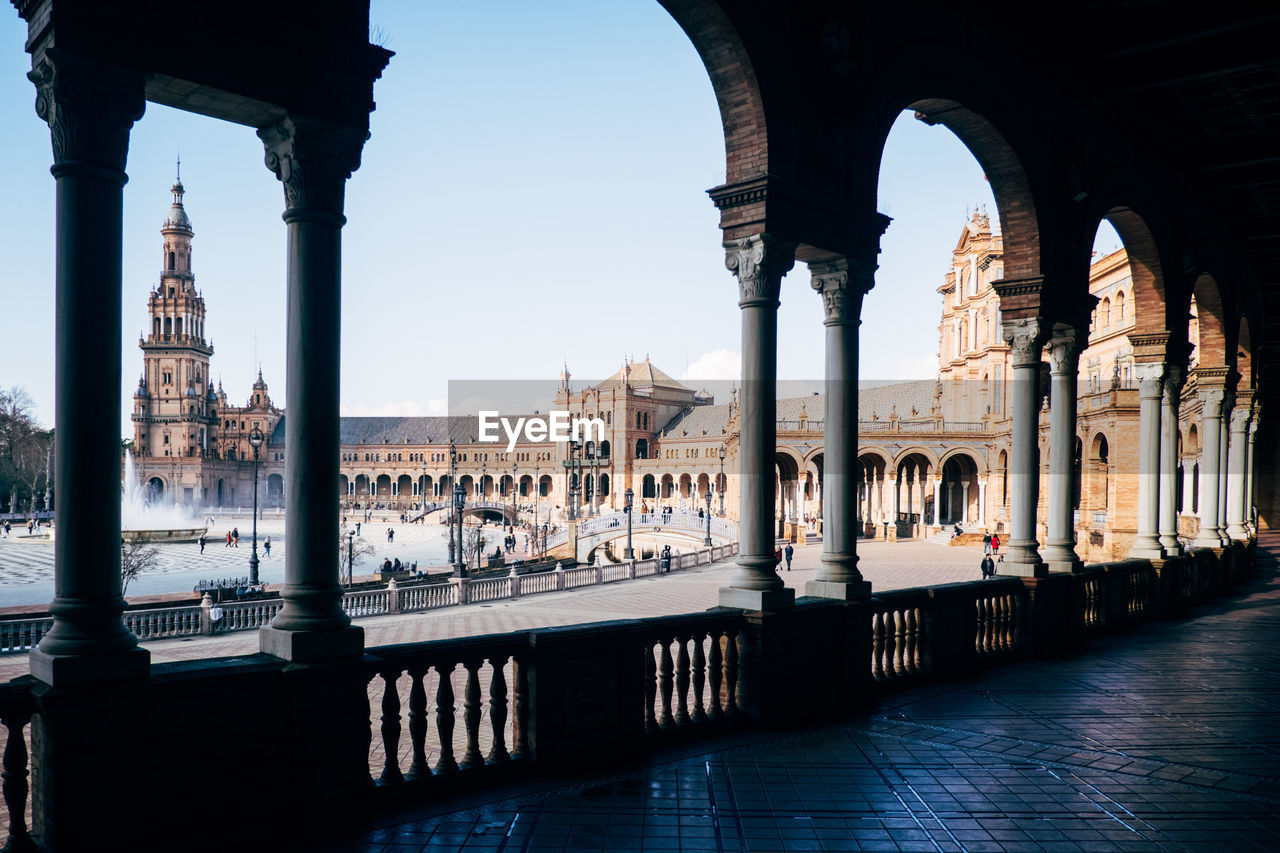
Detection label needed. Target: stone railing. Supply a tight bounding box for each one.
[0,541,743,654]
[0,542,1254,849]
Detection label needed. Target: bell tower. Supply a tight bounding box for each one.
[133,165,215,459]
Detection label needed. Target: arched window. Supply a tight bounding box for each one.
[1100,297,1111,329]
[636,439,648,459]
[643,412,649,430]
[168,251,175,270]
[1115,290,1126,324]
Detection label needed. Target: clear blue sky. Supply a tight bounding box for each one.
[0,2,1119,434]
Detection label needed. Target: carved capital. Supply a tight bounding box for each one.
[1134,362,1166,399]
[1163,363,1185,399]
[1000,318,1046,367]
[1199,387,1225,418]
[808,257,874,325]
[259,116,367,221]
[1045,325,1082,375]
[29,49,145,177]
[1228,405,1252,434]
[725,234,795,308]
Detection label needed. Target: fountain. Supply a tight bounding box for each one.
[121,452,208,543]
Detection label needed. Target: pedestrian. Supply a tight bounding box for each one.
[983,531,992,554]
[774,546,783,568]
[198,534,206,554]
[991,532,1000,554]
[784,543,794,571]
[263,535,271,557]
[232,527,240,547]
[980,553,995,579]
[225,530,232,548]
[356,521,361,536]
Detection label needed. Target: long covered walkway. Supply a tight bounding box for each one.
[327,533,1280,853]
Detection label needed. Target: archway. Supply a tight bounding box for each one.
[938,452,980,526]
[266,473,284,505]
[146,477,164,503]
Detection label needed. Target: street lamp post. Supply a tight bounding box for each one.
[448,443,457,564]
[247,426,264,585]
[717,445,727,517]
[541,522,548,557]
[346,529,355,588]
[704,489,713,546]
[421,459,427,515]
[453,481,466,577]
[533,462,540,548]
[624,487,634,559]
[510,461,517,541]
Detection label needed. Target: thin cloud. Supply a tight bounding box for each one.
[681,349,741,381]
[340,398,448,417]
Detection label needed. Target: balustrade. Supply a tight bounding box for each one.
[0,684,34,853]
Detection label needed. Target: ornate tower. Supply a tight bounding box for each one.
[132,168,215,458]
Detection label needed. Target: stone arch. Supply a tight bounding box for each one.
[537,474,552,498]
[599,473,610,504]
[635,438,648,459]
[396,474,412,497]
[1191,274,1228,371]
[354,474,370,496]
[1091,206,1169,339]
[145,476,165,503]
[660,473,675,499]
[266,473,284,502]
[678,472,693,498]
[1236,315,1254,390]
[938,452,980,526]
[1088,432,1110,512]
[657,0,772,188]
[642,474,656,500]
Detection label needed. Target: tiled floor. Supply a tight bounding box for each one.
[323,534,1280,852]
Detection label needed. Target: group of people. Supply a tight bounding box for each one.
[196,529,269,557]
[979,531,1003,579]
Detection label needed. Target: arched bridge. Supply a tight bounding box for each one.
[572,511,737,562]
[412,500,528,525]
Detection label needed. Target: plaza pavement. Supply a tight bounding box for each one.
[321,532,1280,853]
[0,539,988,681]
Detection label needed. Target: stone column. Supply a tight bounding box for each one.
[1000,319,1047,576]
[259,116,367,660]
[977,479,987,528]
[1192,388,1225,549]
[27,51,150,685]
[1246,415,1259,535]
[721,235,796,610]
[1158,367,1185,555]
[1217,395,1231,545]
[931,478,941,527]
[806,257,872,600]
[1182,456,1196,520]
[1043,328,1082,571]
[1129,363,1166,559]
[959,480,970,525]
[1225,401,1251,540]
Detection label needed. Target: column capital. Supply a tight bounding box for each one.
[1134,362,1166,399]
[1001,318,1046,367]
[28,48,145,179]
[259,115,367,224]
[1045,325,1083,375]
[1199,386,1226,414]
[808,256,873,325]
[1228,405,1252,434]
[1163,362,1186,397]
[725,234,796,308]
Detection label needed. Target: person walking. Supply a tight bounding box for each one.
[232,527,239,547]
[983,531,992,554]
[991,532,1000,554]
[263,535,271,557]
[225,530,232,548]
[784,543,794,572]
[980,553,996,579]
[198,534,206,554]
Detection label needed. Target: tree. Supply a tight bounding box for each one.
[338,519,376,583]
[0,387,51,514]
[459,525,487,568]
[121,534,160,596]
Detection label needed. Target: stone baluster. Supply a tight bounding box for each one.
[487,655,510,763]
[707,633,724,719]
[871,612,886,681]
[643,644,658,733]
[511,656,529,760]
[2,703,33,849]
[459,660,484,770]
[905,608,920,674]
[657,638,676,728]
[1158,366,1185,555]
[1225,400,1252,540]
[1001,319,1047,575]
[1193,388,1225,549]
[721,235,797,610]
[433,666,458,774]
[893,611,907,676]
[726,631,741,716]
[674,636,691,725]
[691,633,708,723]
[378,670,404,785]
[1043,327,1083,571]
[26,50,150,685]
[405,666,430,781]
[258,116,367,661]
